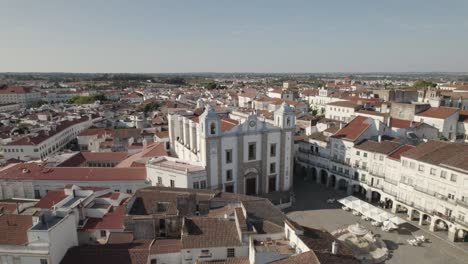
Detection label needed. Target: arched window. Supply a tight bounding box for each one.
[210,122,216,135]
[286,117,291,126]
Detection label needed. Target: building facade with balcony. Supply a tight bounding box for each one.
[295,116,468,242]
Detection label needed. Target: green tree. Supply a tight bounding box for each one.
[31,100,47,108]
[205,82,217,90]
[413,80,437,88]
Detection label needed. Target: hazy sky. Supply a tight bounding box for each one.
[1,0,468,73]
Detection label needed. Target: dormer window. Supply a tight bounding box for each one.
[210,122,216,135]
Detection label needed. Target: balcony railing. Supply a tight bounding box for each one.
[384,177,398,186]
[456,199,468,209]
[413,185,436,196]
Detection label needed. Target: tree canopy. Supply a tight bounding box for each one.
[413,80,437,88]
[70,93,106,104]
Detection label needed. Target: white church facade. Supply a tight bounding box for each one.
[158,103,296,195]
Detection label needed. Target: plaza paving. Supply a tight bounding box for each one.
[285,176,468,264]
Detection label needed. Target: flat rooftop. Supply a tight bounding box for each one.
[31,216,63,231]
[150,158,205,173]
[62,196,86,207]
[254,239,295,255]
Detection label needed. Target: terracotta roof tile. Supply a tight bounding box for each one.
[151,239,182,254]
[35,189,67,209]
[388,145,416,160]
[333,116,370,141]
[181,217,242,249]
[82,206,125,231]
[415,107,459,119]
[401,140,468,172]
[0,214,33,245]
[0,163,146,181]
[61,240,151,264]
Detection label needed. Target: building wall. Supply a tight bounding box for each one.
[181,246,248,264]
[150,252,181,264]
[3,118,93,161]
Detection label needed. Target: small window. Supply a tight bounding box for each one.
[248,142,256,160]
[193,181,200,189]
[126,189,132,194]
[170,180,175,187]
[356,151,360,156]
[151,259,157,264]
[227,248,235,258]
[440,171,447,179]
[270,144,277,157]
[200,180,206,189]
[270,162,276,174]
[100,230,107,238]
[363,152,367,158]
[418,164,425,172]
[40,259,48,264]
[158,176,162,185]
[210,122,216,135]
[226,149,232,163]
[226,169,233,181]
[430,168,436,176]
[450,174,457,182]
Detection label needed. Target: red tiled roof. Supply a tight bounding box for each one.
[82,152,129,162]
[0,214,33,245]
[389,118,421,129]
[302,89,319,96]
[388,145,416,160]
[8,117,91,146]
[61,240,151,264]
[0,163,146,181]
[0,86,34,94]
[0,202,18,214]
[35,189,67,209]
[326,100,360,108]
[82,206,125,231]
[78,128,111,137]
[221,118,239,132]
[416,107,459,119]
[334,116,370,141]
[117,142,167,168]
[151,239,182,254]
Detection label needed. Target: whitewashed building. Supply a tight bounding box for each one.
[163,103,295,195]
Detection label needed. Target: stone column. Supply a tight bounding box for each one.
[347,183,353,195]
[365,189,372,202]
[418,215,424,226]
[448,226,457,242]
[391,202,398,214]
[334,180,341,191]
[429,218,436,232]
[407,210,414,221]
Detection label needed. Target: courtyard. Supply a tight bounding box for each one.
[285,176,468,264]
